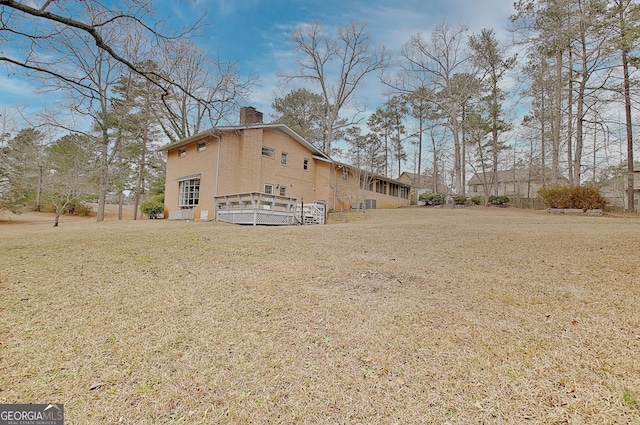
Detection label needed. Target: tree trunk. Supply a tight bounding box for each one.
[118,190,123,220]
[552,49,563,183]
[133,127,148,220]
[417,112,423,185]
[36,165,43,212]
[567,50,574,184]
[452,118,462,195]
[573,34,588,186]
[621,30,635,211]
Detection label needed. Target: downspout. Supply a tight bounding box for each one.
[213,132,221,196]
[212,131,221,220]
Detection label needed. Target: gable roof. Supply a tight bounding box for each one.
[398,171,444,189]
[157,123,332,162]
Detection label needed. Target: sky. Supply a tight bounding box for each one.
[0,0,518,132]
[184,0,518,119]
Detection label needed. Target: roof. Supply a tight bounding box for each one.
[157,123,332,162]
[468,168,553,186]
[398,171,443,189]
[336,162,411,187]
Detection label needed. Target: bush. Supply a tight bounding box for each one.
[488,195,510,206]
[66,201,92,216]
[453,195,467,205]
[538,184,606,211]
[140,194,165,219]
[419,192,444,206]
[470,196,483,205]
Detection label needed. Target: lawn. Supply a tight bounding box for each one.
[1,207,639,424]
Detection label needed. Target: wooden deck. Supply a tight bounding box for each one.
[214,192,326,226]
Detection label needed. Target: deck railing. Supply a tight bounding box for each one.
[214,192,299,225]
[214,192,326,225]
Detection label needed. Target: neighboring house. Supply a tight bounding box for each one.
[600,170,640,210]
[467,168,552,199]
[158,107,410,222]
[397,172,447,202]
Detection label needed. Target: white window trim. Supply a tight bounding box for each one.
[264,183,274,195]
[178,178,200,208]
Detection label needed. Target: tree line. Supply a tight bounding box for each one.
[271,1,639,208]
[1,0,639,222]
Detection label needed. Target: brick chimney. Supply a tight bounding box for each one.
[239,106,263,125]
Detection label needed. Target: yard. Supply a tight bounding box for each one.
[1,207,639,424]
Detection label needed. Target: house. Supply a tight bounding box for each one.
[600,169,640,210]
[158,107,410,223]
[467,168,552,199]
[397,172,447,202]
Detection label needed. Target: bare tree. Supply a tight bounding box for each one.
[283,21,389,156]
[0,0,216,110]
[396,21,473,195]
[511,0,575,183]
[609,0,640,211]
[153,40,255,142]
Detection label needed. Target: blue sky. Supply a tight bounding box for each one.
[186,0,518,119]
[1,0,517,130]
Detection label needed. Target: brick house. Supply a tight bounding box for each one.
[158,107,410,222]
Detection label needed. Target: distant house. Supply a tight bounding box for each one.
[158,107,410,223]
[467,168,553,199]
[397,172,447,202]
[600,170,640,210]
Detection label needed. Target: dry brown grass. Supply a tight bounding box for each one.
[1,206,639,424]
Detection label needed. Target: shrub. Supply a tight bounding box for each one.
[538,184,606,211]
[537,184,571,209]
[453,195,467,205]
[488,195,510,206]
[66,201,92,216]
[470,196,482,205]
[419,192,444,206]
[140,194,165,219]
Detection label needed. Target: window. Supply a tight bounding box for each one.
[343,169,349,181]
[179,179,200,207]
[281,152,288,165]
[262,146,275,158]
[303,158,309,170]
[178,148,186,158]
[264,184,273,194]
[279,186,286,196]
[197,141,206,152]
[389,183,398,197]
